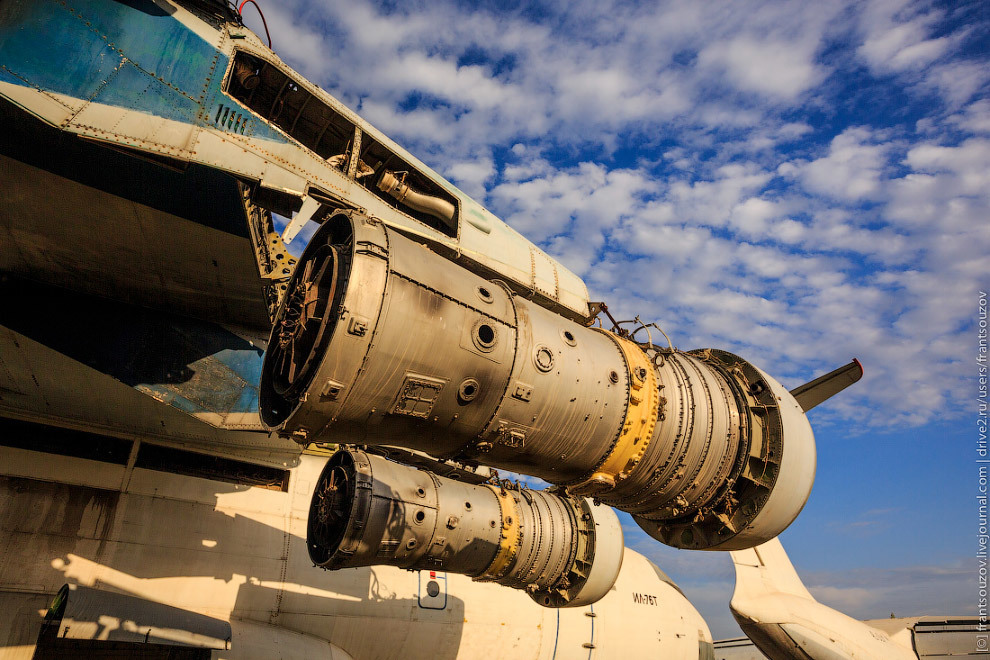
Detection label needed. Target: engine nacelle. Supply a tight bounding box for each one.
[309,449,624,607]
[261,212,816,550]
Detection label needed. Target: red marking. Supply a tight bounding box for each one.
[430,571,436,579]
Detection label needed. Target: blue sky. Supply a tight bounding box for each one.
[247,0,989,638]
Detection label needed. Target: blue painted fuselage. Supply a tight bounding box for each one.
[0,1,282,433]
[0,0,287,143]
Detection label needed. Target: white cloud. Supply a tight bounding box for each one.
[444,155,495,200]
[728,197,784,236]
[376,53,517,112]
[501,130,988,431]
[357,100,458,145]
[948,99,990,134]
[920,60,990,108]
[904,138,990,191]
[501,155,554,183]
[856,8,951,74]
[699,37,828,100]
[489,162,658,271]
[668,163,774,226]
[806,561,973,621]
[797,127,890,201]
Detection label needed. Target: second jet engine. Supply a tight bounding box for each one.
[261,211,816,551]
[308,448,623,608]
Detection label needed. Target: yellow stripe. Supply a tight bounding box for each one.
[569,332,659,496]
[477,485,521,581]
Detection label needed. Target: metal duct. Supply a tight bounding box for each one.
[378,169,456,228]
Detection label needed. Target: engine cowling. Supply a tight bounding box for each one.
[261,212,815,550]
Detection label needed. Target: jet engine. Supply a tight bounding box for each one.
[308,448,623,607]
[261,212,816,550]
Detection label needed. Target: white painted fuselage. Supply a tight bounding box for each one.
[1,438,713,659]
[728,539,917,660]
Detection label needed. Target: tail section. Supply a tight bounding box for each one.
[729,537,815,604]
[728,538,918,660]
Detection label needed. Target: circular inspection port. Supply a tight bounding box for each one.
[534,345,554,372]
[477,286,494,303]
[478,325,495,345]
[414,510,426,524]
[561,329,577,346]
[472,321,498,352]
[458,378,481,403]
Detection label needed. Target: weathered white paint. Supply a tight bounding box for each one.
[0,443,713,659]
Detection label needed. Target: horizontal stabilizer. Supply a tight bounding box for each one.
[790,359,863,412]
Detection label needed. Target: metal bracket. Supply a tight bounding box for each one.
[511,382,533,402]
[497,424,526,448]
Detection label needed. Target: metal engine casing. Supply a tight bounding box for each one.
[308,449,624,608]
[261,212,816,550]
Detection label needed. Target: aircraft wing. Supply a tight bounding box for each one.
[789,359,864,412]
[0,90,295,452]
[0,275,299,465]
